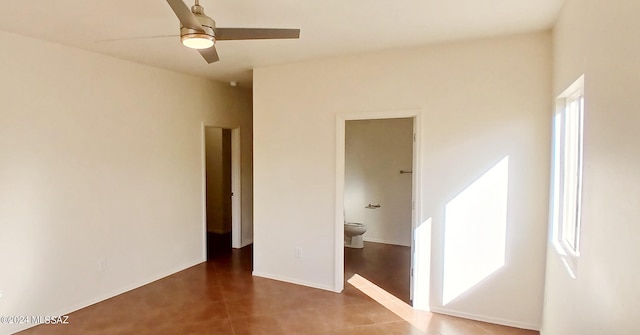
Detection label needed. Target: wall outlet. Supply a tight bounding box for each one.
[98,258,107,272]
[294,248,302,259]
[0,290,3,298]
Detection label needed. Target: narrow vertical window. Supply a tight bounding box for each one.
[551,75,584,276]
[561,92,583,252]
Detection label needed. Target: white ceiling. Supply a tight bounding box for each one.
[0,0,564,86]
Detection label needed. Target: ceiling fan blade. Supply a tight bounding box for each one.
[96,35,178,43]
[198,46,220,63]
[166,0,204,31]
[215,28,300,41]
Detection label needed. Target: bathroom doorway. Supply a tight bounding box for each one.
[203,126,242,259]
[335,110,426,309]
[343,118,414,304]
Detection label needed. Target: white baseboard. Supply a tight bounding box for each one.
[430,307,540,331]
[8,259,203,334]
[363,237,411,247]
[240,238,253,248]
[252,271,336,292]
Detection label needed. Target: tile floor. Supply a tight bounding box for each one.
[345,241,412,304]
[18,245,539,334]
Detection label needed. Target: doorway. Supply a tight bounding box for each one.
[335,110,427,309]
[203,126,242,259]
[343,118,414,304]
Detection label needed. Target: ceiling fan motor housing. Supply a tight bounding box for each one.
[166,0,300,61]
[180,4,216,48]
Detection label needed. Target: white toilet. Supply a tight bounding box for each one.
[344,222,367,248]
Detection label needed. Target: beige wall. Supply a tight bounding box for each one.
[541,0,640,333]
[345,118,413,246]
[0,30,252,334]
[253,32,551,329]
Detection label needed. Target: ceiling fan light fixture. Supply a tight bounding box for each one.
[166,0,300,63]
[181,33,215,49]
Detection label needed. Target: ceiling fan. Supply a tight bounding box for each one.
[165,0,300,63]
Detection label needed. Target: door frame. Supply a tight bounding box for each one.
[230,128,242,248]
[335,109,423,306]
[201,124,243,259]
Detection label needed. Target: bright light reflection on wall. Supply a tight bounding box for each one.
[413,217,432,311]
[442,156,509,305]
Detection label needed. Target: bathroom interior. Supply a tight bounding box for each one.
[344,117,414,304]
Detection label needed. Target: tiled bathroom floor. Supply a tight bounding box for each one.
[18,245,539,335]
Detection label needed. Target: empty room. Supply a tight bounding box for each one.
[1,0,639,334]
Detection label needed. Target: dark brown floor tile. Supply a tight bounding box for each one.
[181,318,235,335]
[230,315,285,335]
[272,309,332,334]
[226,297,279,318]
[426,314,492,335]
[179,300,229,323]
[305,287,372,311]
[346,302,404,324]
[315,307,376,330]
[15,244,539,335]
[325,324,387,335]
[378,321,443,335]
[179,282,226,303]
[474,321,539,335]
[218,279,274,301]
[13,325,71,335]
[340,287,377,305]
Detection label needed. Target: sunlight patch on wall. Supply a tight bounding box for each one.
[442,156,509,305]
[413,217,432,311]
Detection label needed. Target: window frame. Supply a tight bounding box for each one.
[551,75,585,277]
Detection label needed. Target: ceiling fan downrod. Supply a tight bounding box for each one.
[191,0,205,16]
